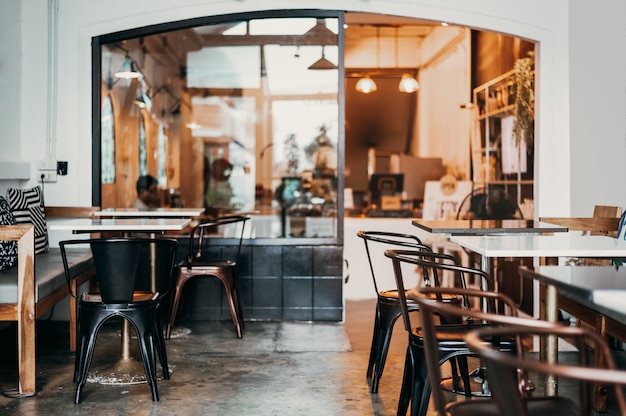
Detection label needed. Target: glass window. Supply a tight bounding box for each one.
[98,13,341,239]
[101,94,115,184]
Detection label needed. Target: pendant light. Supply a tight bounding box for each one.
[355,77,377,94]
[394,27,419,93]
[399,73,420,93]
[115,52,142,79]
[308,46,337,70]
[356,27,380,94]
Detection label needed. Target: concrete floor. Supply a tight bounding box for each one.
[0,300,622,415]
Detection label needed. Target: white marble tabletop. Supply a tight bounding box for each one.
[450,232,626,258]
[93,207,205,217]
[50,218,191,233]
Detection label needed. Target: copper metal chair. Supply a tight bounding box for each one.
[60,237,178,404]
[466,321,626,416]
[356,230,435,393]
[411,286,545,416]
[166,215,249,339]
[385,250,515,416]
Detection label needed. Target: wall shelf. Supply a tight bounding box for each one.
[472,69,533,207]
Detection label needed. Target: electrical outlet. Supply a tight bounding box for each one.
[39,170,57,183]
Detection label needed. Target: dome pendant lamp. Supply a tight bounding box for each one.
[356,26,380,94]
[356,77,377,93]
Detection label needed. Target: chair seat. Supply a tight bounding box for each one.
[379,289,458,301]
[182,259,235,269]
[82,291,158,303]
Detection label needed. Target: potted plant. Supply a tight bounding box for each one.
[512,51,535,153]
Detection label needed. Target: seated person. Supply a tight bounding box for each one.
[132,175,160,209]
[466,191,518,220]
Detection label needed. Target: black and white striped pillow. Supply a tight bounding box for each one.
[0,196,18,270]
[6,186,49,255]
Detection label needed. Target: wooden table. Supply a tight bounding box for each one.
[412,219,568,235]
[519,265,626,411]
[50,218,190,384]
[540,217,620,234]
[94,207,205,218]
[450,233,626,396]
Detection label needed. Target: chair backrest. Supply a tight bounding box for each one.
[466,322,626,416]
[356,230,432,294]
[383,249,489,334]
[408,286,540,416]
[456,186,522,220]
[189,215,250,264]
[60,237,178,303]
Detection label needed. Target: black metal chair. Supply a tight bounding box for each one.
[166,215,250,339]
[385,250,517,416]
[356,230,436,394]
[466,320,626,416]
[60,237,178,404]
[456,186,523,220]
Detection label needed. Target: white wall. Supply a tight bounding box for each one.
[1,0,624,217]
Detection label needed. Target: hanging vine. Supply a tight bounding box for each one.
[512,51,535,152]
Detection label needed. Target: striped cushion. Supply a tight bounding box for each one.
[0,196,18,270]
[6,186,49,254]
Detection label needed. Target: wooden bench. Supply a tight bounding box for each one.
[0,206,98,397]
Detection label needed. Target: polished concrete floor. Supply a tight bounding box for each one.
[0,300,622,415]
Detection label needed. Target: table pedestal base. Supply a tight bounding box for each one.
[87,359,169,385]
[441,373,491,398]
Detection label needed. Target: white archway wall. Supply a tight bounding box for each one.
[11,0,626,215]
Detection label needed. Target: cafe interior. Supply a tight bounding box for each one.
[1,1,626,415]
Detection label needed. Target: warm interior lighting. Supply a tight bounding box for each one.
[356,26,380,94]
[356,77,377,93]
[114,53,142,79]
[399,74,420,93]
[308,46,337,70]
[394,28,419,93]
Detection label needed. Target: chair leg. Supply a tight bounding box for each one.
[135,321,160,401]
[74,325,99,404]
[166,269,187,339]
[367,306,381,380]
[216,270,244,338]
[397,347,413,416]
[155,307,170,379]
[371,301,401,394]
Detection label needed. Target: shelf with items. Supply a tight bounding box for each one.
[471,68,534,211]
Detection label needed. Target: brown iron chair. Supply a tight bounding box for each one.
[356,230,435,394]
[384,250,510,416]
[411,286,553,416]
[166,215,250,339]
[466,321,626,416]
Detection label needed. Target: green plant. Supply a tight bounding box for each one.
[512,51,535,152]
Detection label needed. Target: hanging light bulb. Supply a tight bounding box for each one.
[115,53,142,79]
[356,26,380,94]
[394,27,419,93]
[356,77,377,93]
[399,74,420,93]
